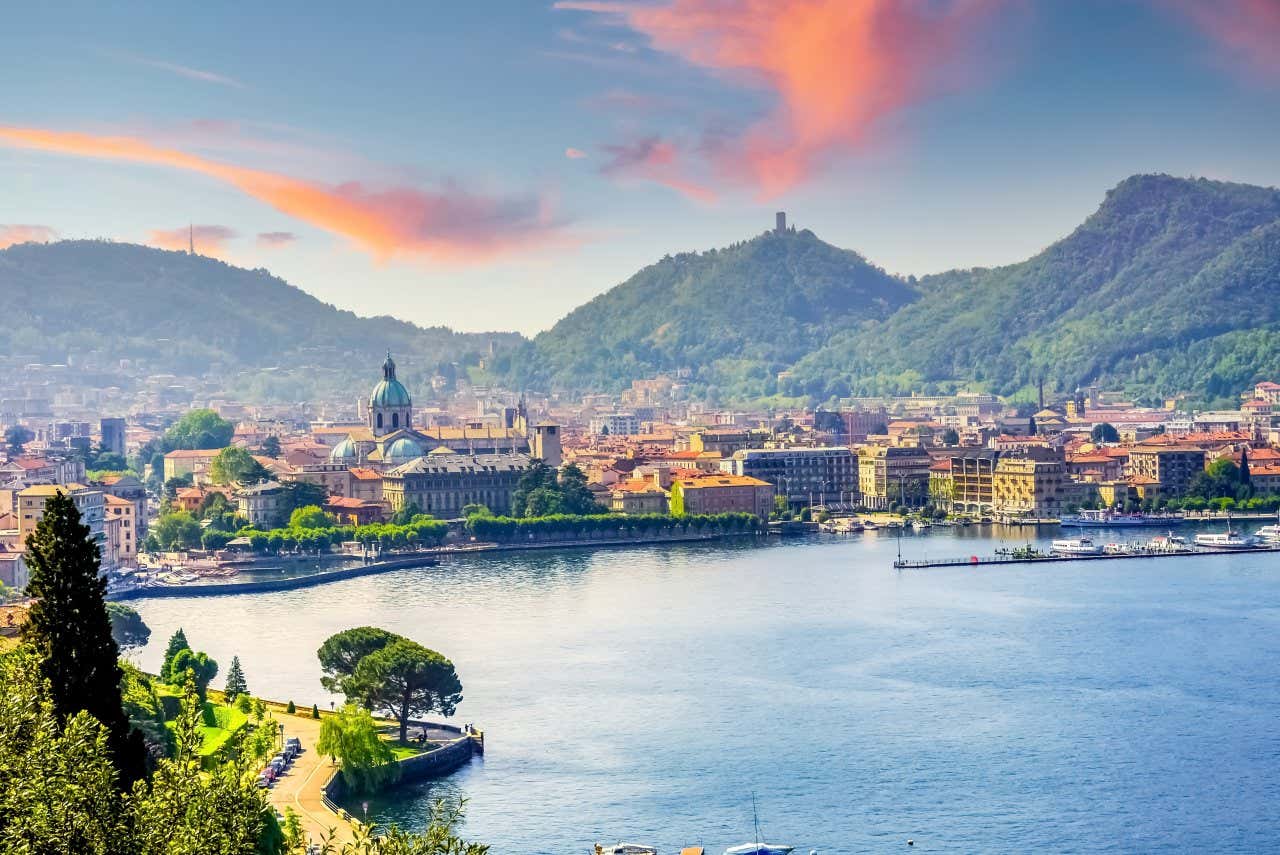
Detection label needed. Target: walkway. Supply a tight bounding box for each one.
[269,713,352,849]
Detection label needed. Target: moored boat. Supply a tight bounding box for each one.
[594,845,657,855]
[1060,510,1187,527]
[1051,536,1103,556]
[1146,533,1192,553]
[1194,530,1258,549]
[723,846,794,855]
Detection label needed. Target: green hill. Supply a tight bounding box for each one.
[511,174,1280,404]
[0,240,521,401]
[503,227,918,398]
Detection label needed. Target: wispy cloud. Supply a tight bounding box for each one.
[557,0,1008,198]
[599,135,716,202]
[0,224,58,249]
[0,125,573,264]
[1166,0,1280,78]
[150,224,237,258]
[565,147,588,159]
[257,231,298,248]
[108,50,246,88]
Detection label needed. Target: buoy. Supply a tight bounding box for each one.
[907,840,914,847]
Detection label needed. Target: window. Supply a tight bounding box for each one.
[393,413,400,429]
[377,413,383,429]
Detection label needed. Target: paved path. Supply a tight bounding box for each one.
[270,714,352,849]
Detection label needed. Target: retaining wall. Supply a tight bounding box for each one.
[110,556,438,601]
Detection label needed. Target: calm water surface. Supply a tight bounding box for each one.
[133,527,1280,853]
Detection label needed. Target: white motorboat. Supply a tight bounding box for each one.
[724,846,794,855]
[1060,510,1187,527]
[910,519,930,531]
[1254,512,1280,543]
[1051,536,1104,556]
[1194,530,1258,549]
[594,845,657,855]
[1147,533,1191,553]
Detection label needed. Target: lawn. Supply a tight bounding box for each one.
[161,699,249,758]
[384,738,438,760]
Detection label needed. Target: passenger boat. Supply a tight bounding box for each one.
[593,845,657,855]
[1059,509,1187,527]
[910,519,930,531]
[1103,541,1132,555]
[861,520,879,531]
[1146,533,1192,553]
[1254,511,1280,543]
[1194,529,1258,549]
[1051,536,1104,556]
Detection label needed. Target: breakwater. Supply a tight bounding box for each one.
[110,555,439,601]
[895,545,1280,569]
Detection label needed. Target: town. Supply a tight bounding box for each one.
[3,350,1279,595]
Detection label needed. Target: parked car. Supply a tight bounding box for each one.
[255,774,271,789]
[260,767,277,782]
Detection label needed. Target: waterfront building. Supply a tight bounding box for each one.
[1127,446,1206,497]
[608,478,669,514]
[235,480,286,527]
[325,495,385,526]
[723,447,857,509]
[17,484,110,571]
[97,473,147,535]
[668,471,774,517]
[104,494,137,566]
[382,449,531,517]
[992,456,1067,519]
[947,450,999,514]
[857,445,932,510]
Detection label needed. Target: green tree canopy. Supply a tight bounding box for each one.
[5,424,34,455]
[260,435,282,458]
[163,409,235,451]
[223,655,248,701]
[21,490,147,787]
[170,648,218,697]
[151,510,202,551]
[315,703,397,794]
[318,626,399,694]
[208,445,269,485]
[1091,422,1120,443]
[348,639,463,743]
[106,602,151,653]
[290,504,336,529]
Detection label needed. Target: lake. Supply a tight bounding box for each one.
[131,526,1280,853]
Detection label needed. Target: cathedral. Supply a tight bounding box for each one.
[328,353,561,470]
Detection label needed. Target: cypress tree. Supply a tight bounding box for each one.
[1240,447,1252,491]
[161,627,189,681]
[224,655,248,700]
[22,490,148,786]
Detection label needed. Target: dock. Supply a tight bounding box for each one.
[895,545,1280,569]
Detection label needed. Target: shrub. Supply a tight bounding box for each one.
[286,700,296,714]
[311,703,320,719]
[236,694,252,714]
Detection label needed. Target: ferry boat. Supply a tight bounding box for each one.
[819,517,864,534]
[1194,529,1258,550]
[1051,536,1104,556]
[1254,512,1280,543]
[1146,533,1192,553]
[593,845,657,855]
[1059,510,1187,527]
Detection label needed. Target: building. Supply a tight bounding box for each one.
[163,448,221,483]
[608,479,669,515]
[235,481,286,528]
[17,484,110,571]
[669,472,774,518]
[687,428,758,456]
[104,494,138,567]
[723,447,857,509]
[947,450,999,514]
[100,417,127,457]
[325,496,385,526]
[1127,447,1206,497]
[857,446,933,510]
[98,474,147,535]
[589,412,641,437]
[992,456,1067,519]
[382,449,531,517]
[529,422,563,468]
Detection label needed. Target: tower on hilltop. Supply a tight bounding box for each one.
[775,211,787,233]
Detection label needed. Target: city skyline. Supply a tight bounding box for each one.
[3,0,1280,334]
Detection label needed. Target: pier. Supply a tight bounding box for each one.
[895,545,1280,569]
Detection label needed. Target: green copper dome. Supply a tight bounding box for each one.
[384,436,423,462]
[370,352,412,408]
[329,437,358,462]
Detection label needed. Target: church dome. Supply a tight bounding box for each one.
[370,352,412,409]
[384,436,424,463]
[330,437,358,462]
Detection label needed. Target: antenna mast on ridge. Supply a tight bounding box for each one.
[188,223,195,255]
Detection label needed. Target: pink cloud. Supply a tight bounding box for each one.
[0,125,573,264]
[150,224,237,258]
[565,147,588,159]
[109,50,245,88]
[557,0,1008,198]
[257,231,298,248]
[0,224,58,249]
[1167,0,1280,78]
[598,135,716,202]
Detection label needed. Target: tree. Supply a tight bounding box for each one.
[315,703,397,793]
[318,626,399,694]
[461,504,491,519]
[224,655,248,701]
[1091,422,1120,443]
[161,627,190,681]
[21,491,147,788]
[291,504,336,529]
[170,648,218,697]
[162,474,193,500]
[941,428,960,446]
[348,639,463,743]
[106,602,151,653]
[163,409,235,451]
[5,424,34,455]
[209,446,269,485]
[260,435,282,458]
[152,510,202,551]
[279,480,328,526]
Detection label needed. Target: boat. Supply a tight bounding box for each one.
[884,519,904,529]
[1146,533,1192,553]
[594,845,657,855]
[819,517,864,534]
[1059,510,1187,527]
[861,520,879,531]
[1254,511,1280,543]
[724,794,794,855]
[910,519,930,531]
[1051,536,1104,556]
[1103,541,1133,555]
[1194,530,1258,549]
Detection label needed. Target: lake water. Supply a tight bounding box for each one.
[131,526,1280,853]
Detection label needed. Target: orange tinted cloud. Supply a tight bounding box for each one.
[565,147,588,159]
[150,224,237,257]
[257,231,297,248]
[558,0,1006,197]
[599,135,717,202]
[0,224,58,249]
[0,125,568,263]
[1168,0,1280,77]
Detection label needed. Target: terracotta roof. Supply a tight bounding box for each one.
[611,479,665,494]
[104,494,133,507]
[348,467,382,481]
[175,487,205,500]
[164,448,221,459]
[326,496,378,509]
[675,474,771,489]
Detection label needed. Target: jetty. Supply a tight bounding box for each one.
[895,545,1280,569]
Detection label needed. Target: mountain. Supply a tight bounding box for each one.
[512,174,1280,405]
[0,240,522,401]
[505,227,918,398]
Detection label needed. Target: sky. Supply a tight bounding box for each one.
[2,0,1279,335]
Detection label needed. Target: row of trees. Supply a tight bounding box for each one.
[465,511,762,542]
[237,512,450,556]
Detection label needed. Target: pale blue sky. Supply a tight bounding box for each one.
[1,1,1278,333]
